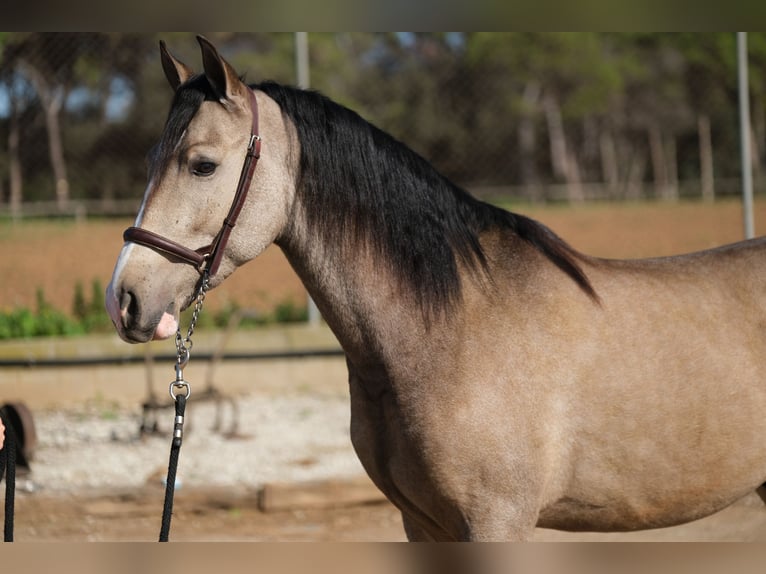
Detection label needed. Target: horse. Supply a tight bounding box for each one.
[106,36,766,541]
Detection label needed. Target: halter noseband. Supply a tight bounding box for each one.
[123,88,262,279]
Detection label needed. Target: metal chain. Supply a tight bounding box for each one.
[174,272,210,368]
[170,272,210,400]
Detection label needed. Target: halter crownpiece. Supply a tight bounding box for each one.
[123,88,261,279]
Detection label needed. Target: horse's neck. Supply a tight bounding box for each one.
[278,228,425,370]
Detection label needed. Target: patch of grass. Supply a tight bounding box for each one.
[179,296,309,333]
[0,287,85,339]
[72,278,111,333]
[0,281,310,340]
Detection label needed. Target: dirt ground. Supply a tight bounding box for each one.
[10,483,407,542]
[10,484,766,542]
[5,198,766,542]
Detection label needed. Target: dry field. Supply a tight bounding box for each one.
[1,198,764,315]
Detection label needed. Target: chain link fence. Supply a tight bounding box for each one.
[1,32,763,219]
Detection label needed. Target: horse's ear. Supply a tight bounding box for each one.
[160,40,194,92]
[197,35,247,104]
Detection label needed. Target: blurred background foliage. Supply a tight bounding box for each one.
[1,32,766,216]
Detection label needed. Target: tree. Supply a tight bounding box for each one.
[466,33,623,201]
[2,34,97,210]
[1,34,32,217]
[1,32,761,213]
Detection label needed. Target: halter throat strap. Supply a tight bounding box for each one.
[124,88,261,278]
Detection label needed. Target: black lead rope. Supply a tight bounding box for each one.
[159,272,206,542]
[1,411,16,542]
[159,392,187,542]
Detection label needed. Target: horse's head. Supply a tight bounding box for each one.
[106,36,295,343]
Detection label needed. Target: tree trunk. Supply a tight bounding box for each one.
[665,135,678,201]
[542,92,568,181]
[754,94,765,178]
[8,88,23,220]
[599,126,619,198]
[698,114,715,202]
[582,115,599,180]
[648,123,668,199]
[518,81,540,200]
[45,102,70,210]
[542,92,583,202]
[20,61,70,211]
[625,148,647,200]
[751,124,762,180]
[565,153,584,202]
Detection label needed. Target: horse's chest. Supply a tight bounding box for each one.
[347,374,399,485]
[347,371,427,503]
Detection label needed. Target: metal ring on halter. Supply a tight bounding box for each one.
[169,381,192,400]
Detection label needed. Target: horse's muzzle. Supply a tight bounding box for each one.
[105,282,167,343]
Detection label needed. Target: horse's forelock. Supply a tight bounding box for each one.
[150,75,217,179]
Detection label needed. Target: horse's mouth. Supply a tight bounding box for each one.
[115,312,176,343]
[152,310,179,340]
[106,283,179,343]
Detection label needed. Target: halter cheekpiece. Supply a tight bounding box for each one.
[123,88,262,279]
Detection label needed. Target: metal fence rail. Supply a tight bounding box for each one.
[1,179,762,222]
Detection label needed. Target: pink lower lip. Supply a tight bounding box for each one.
[153,311,179,340]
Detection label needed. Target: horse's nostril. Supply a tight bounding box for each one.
[119,290,140,327]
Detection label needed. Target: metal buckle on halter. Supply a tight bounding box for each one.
[195,252,211,274]
[248,134,262,158]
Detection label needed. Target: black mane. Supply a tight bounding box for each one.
[256,81,598,317]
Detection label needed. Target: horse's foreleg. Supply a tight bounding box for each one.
[403,505,537,541]
[401,512,438,541]
[756,484,766,505]
[464,521,536,541]
[460,500,540,541]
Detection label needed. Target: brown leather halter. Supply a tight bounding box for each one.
[123,88,261,279]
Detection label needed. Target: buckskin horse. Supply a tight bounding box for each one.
[106,36,766,540]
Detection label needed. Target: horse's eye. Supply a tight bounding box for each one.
[191,161,217,177]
